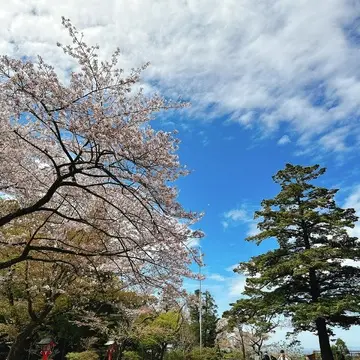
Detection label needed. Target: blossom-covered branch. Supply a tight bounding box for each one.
[0,18,203,289]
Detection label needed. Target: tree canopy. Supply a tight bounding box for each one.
[236,164,360,360]
[1,13,360,360]
[224,298,278,356]
[0,18,203,291]
[0,18,204,360]
[190,290,218,348]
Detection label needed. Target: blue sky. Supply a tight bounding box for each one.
[174,117,360,350]
[3,0,360,351]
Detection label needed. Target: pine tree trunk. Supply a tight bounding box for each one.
[160,343,167,360]
[304,225,333,360]
[6,322,37,360]
[316,318,334,360]
[239,329,247,360]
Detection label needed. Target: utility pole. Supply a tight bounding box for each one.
[199,257,202,354]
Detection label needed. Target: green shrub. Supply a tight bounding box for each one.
[123,350,141,360]
[66,350,99,360]
[223,350,244,360]
[165,349,186,360]
[190,347,222,360]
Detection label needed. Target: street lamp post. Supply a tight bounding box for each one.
[199,252,203,356]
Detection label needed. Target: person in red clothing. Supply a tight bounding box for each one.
[40,341,56,360]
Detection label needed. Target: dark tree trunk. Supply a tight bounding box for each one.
[302,221,333,360]
[7,303,53,360]
[238,328,247,360]
[316,318,334,360]
[116,339,128,360]
[159,343,167,360]
[115,341,126,360]
[6,323,37,360]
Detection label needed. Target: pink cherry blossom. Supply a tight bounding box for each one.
[0,18,203,291]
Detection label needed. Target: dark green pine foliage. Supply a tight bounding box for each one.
[238,164,360,360]
[190,290,219,348]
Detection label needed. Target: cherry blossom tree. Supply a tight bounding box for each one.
[1,260,79,359]
[0,18,202,288]
[0,256,143,360]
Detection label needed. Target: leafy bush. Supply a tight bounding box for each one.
[190,347,222,360]
[66,350,99,360]
[222,350,244,360]
[165,349,186,360]
[123,350,141,360]
[331,338,352,360]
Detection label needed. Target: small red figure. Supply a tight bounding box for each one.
[108,344,116,360]
[40,340,56,360]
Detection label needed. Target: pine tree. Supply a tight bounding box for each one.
[237,164,360,360]
[190,290,218,348]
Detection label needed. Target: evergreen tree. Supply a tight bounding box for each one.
[331,339,351,360]
[190,290,218,348]
[237,164,360,360]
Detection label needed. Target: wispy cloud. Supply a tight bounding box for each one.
[343,185,360,238]
[3,1,360,152]
[208,273,226,282]
[224,208,248,222]
[198,269,246,314]
[198,131,210,147]
[222,207,249,230]
[225,264,239,272]
[277,135,291,145]
[246,222,259,237]
[184,267,246,314]
[222,205,258,237]
[228,275,246,298]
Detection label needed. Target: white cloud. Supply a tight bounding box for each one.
[185,270,245,314]
[343,185,360,238]
[344,185,360,211]
[208,273,226,282]
[225,264,239,272]
[318,126,352,153]
[246,222,259,237]
[224,208,248,222]
[228,275,246,297]
[277,135,291,145]
[3,0,360,151]
[222,205,258,236]
[204,272,246,314]
[186,263,247,314]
